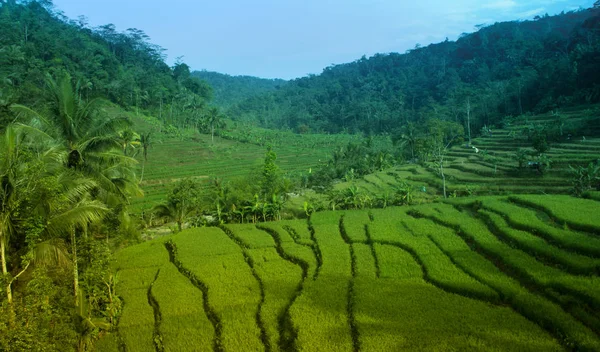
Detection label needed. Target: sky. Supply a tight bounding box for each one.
[51,0,595,80]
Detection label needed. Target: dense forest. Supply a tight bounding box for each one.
[192,70,287,110]
[0,0,215,131]
[227,7,600,135]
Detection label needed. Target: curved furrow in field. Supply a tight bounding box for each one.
[218,225,270,352]
[289,212,354,351]
[508,195,600,236]
[481,199,600,259]
[146,269,164,352]
[306,215,323,280]
[256,224,310,352]
[338,216,360,352]
[364,224,381,278]
[163,241,223,352]
[408,208,600,351]
[478,208,600,275]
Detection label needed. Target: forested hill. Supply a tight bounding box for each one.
[227,7,600,135]
[192,70,287,109]
[0,0,212,128]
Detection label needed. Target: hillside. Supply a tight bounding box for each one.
[0,1,213,129]
[192,70,287,110]
[226,8,600,135]
[101,196,600,351]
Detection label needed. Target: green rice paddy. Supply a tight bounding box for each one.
[105,196,600,351]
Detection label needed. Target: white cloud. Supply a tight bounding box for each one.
[515,7,546,17]
[482,0,518,9]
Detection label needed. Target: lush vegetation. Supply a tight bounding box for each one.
[227,8,600,136]
[192,70,287,110]
[1,1,600,350]
[107,196,600,351]
[0,0,215,132]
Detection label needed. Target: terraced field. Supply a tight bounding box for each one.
[102,195,600,351]
[130,132,358,213]
[337,109,600,200]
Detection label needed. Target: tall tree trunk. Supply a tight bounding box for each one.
[439,151,447,199]
[1,236,15,327]
[211,124,215,143]
[71,228,79,308]
[139,158,146,184]
[466,97,472,145]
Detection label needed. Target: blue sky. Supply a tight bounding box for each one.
[52,0,594,79]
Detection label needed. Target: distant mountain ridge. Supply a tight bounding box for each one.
[192,70,287,110]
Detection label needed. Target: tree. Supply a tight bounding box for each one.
[12,73,141,205]
[154,178,201,232]
[427,120,464,198]
[569,162,600,196]
[138,132,152,183]
[203,107,222,143]
[40,172,109,307]
[0,125,28,325]
[260,146,281,200]
[117,129,140,156]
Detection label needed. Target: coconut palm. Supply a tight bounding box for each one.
[204,107,222,143]
[0,125,26,321]
[138,132,152,184]
[11,73,140,202]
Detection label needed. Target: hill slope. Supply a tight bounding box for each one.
[226,8,600,135]
[192,70,287,110]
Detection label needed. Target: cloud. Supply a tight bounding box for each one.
[482,0,518,9]
[515,7,546,17]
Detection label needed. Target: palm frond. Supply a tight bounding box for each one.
[46,201,108,238]
[10,104,52,126]
[32,239,72,269]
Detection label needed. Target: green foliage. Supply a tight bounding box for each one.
[569,161,600,196]
[193,70,286,110]
[0,1,214,130]
[227,9,600,137]
[261,146,281,198]
[154,178,202,232]
[309,138,395,189]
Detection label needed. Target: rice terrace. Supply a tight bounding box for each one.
[2,1,600,352]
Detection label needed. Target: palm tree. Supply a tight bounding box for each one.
[154,179,201,232]
[0,125,26,323]
[12,73,141,210]
[117,128,140,156]
[204,107,222,143]
[154,201,191,233]
[138,132,152,184]
[12,73,138,192]
[42,172,108,307]
[139,132,152,162]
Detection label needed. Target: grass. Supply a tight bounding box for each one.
[110,195,600,351]
[152,264,214,351]
[247,247,303,351]
[482,199,600,258]
[224,223,276,248]
[288,214,354,351]
[171,228,264,351]
[509,195,600,233]
[114,240,170,352]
